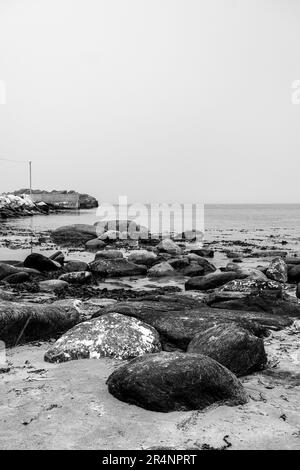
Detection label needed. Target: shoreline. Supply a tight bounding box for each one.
[1,215,300,450]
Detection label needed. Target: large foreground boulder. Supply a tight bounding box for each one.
[51,224,97,247]
[185,271,247,291]
[89,258,147,277]
[187,323,267,377]
[0,301,79,346]
[106,352,248,412]
[24,253,60,272]
[44,313,161,363]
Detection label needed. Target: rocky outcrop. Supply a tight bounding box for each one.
[44,313,161,363]
[187,322,267,377]
[0,194,43,219]
[0,300,79,345]
[106,352,248,412]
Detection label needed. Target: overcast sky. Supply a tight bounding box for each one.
[0,0,300,203]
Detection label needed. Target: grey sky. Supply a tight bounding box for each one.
[0,0,300,203]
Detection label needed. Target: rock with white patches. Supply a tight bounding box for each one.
[44,312,161,363]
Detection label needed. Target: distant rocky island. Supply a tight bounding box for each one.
[0,189,98,219]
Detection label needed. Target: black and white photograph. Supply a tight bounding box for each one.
[0,0,300,457]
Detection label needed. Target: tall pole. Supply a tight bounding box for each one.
[29,161,32,196]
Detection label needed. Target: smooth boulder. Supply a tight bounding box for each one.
[148,262,175,277]
[0,300,79,345]
[187,322,267,377]
[94,250,124,260]
[39,280,69,292]
[51,224,97,247]
[2,272,30,284]
[89,258,147,277]
[64,260,89,272]
[185,271,247,291]
[157,239,181,255]
[127,250,157,267]
[44,312,161,363]
[24,253,60,272]
[106,352,248,412]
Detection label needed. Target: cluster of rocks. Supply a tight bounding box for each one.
[12,189,99,209]
[1,219,300,414]
[0,194,49,219]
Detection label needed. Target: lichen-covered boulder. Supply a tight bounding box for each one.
[59,271,91,284]
[89,258,147,277]
[148,262,175,277]
[106,352,248,412]
[219,278,282,295]
[44,312,161,363]
[187,322,267,376]
[39,280,69,292]
[266,257,288,283]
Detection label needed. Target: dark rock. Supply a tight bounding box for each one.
[188,248,214,258]
[2,272,30,284]
[44,312,161,363]
[207,295,300,319]
[127,250,157,267]
[85,238,106,251]
[187,322,267,377]
[0,263,39,280]
[51,224,97,247]
[266,257,287,283]
[288,265,300,283]
[78,193,98,209]
[49,251,65,265]
[64,260,89,272]
[181,263,205,277]
[285,257,300,265]
[185,272,247,291]
[168,257,190,269]
[106,352,248,412]
[174,230,204,242]
[89,258,147,277]
[95,250,124,260]
[296,284,300,299]
[0,300,79,346]
[24,253,61,272]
